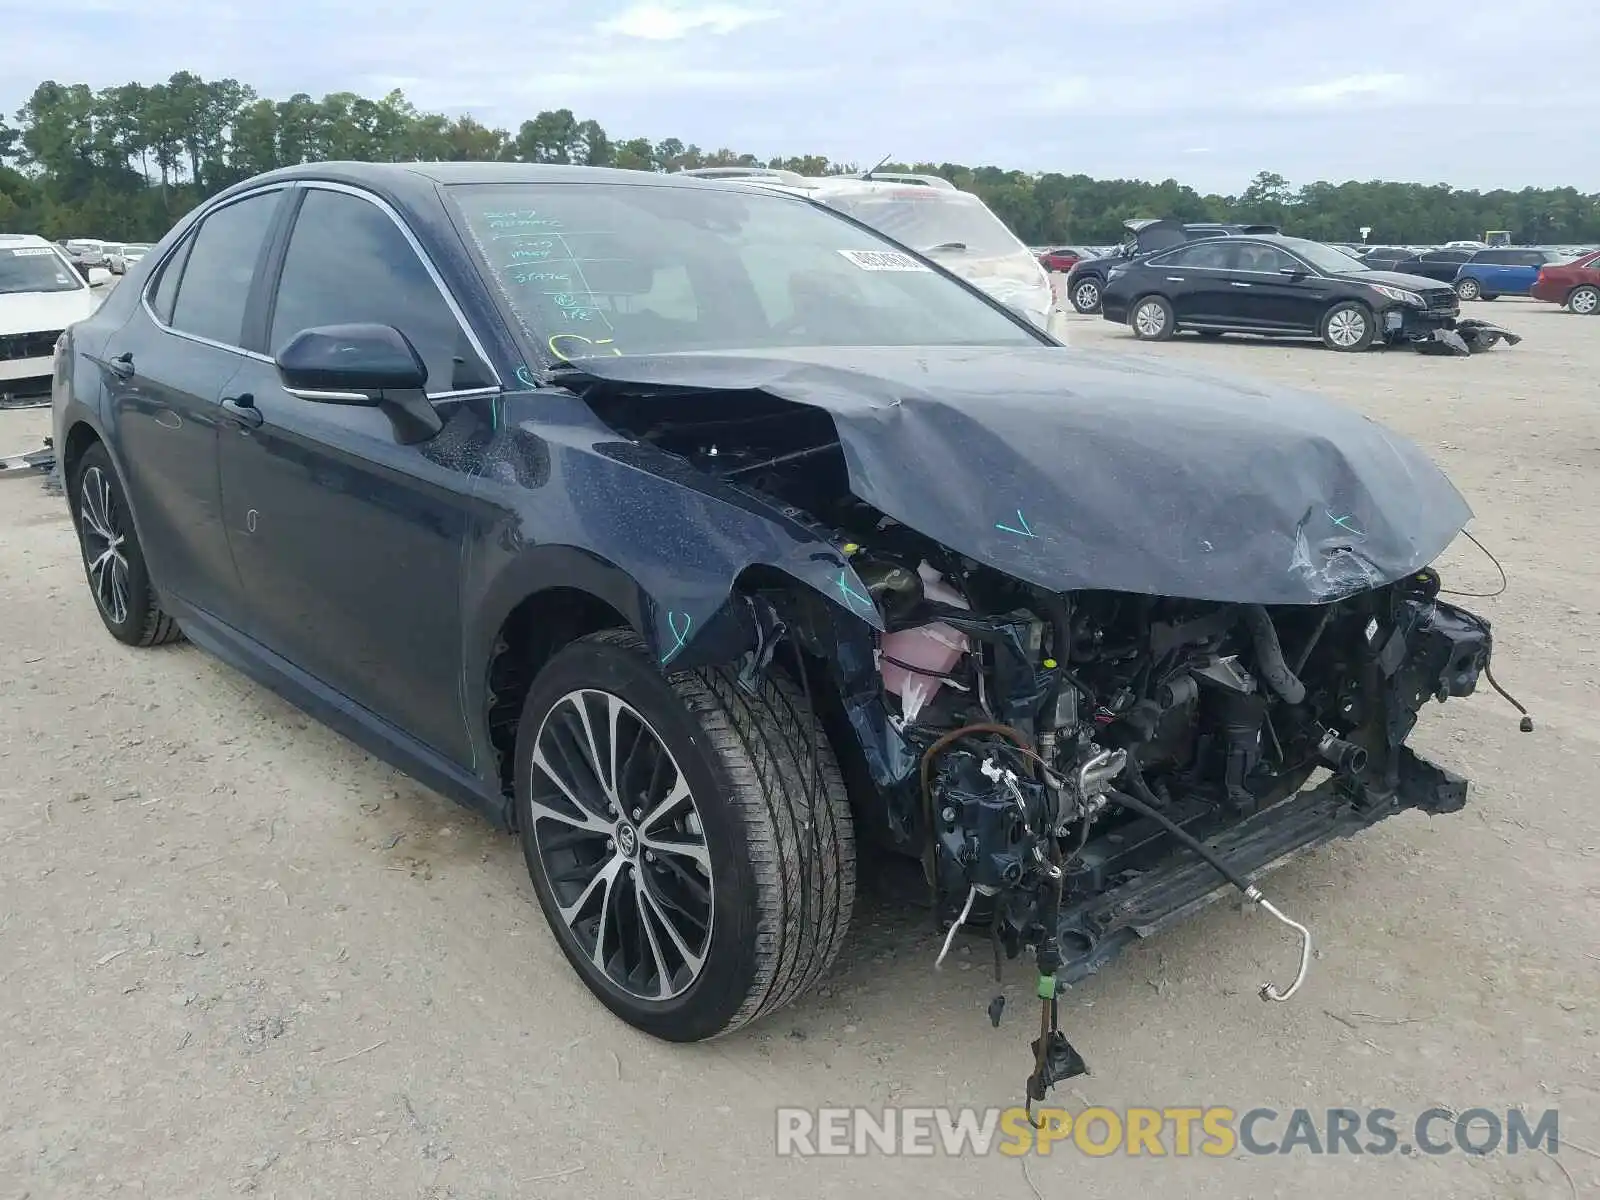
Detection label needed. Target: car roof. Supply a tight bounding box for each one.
[227,160,765,191]
[0,233,56,248]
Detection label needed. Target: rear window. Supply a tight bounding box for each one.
[819,190,1027,259]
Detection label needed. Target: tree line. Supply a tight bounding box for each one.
[3,73,1598,248]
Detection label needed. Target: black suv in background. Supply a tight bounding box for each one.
[1100,233,1460,350]
[1063,220,1278,313]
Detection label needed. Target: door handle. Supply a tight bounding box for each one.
[1165,276,1186,281]
[1230,281,1253,287]
[220,393,263,429]
[108,351,134,380]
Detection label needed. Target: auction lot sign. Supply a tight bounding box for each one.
[775,1105,1561,1159]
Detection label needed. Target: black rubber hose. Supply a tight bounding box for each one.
[1035,593,1073,732]
[1106,789,1253,894]
[1242,605,1307,705]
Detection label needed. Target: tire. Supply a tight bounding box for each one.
[1070,277,1102,314]
[514,628,855,1042]
[1129,295,1175,341]
[70,443,184,647]
[1568,286,1599,315]
[1320,302,1376,351]
[1455,277,1481,301]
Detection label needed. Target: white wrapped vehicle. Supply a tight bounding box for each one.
[683,168,1063,338]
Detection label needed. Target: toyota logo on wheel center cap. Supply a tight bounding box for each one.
[616,823,638,857]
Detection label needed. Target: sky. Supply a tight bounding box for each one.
[6,0,1599,195]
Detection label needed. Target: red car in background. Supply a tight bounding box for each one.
[1530,249,1600,314]
[1038,247,1087,273]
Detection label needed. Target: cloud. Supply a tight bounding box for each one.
[597,3,780,40]
[1274,73,1416,107]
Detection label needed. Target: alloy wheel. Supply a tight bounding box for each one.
[527,689,714,1002]
[1457,279,1480,300]
[1572,289,1598,315]
[1074,281,1100,311]
[1134,300,1167,337]
[1327,308,1366,348]
[78,466,131,625]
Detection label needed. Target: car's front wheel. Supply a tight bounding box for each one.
[1130,295,1175,341]
[1568,285,1599,315]
[514,629,855,1042]
[71,444,184,647]
[1320,302,1375,351]
[1455,277,1481,301]
[1070,277,1102,313]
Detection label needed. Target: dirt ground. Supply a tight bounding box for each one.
[2,301,1597,1199]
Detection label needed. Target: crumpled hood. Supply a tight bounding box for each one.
[562,344,1471,605]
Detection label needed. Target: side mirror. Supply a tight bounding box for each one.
[87,266,112,286]
[274,323,442,444]
[1278,266,1309,280]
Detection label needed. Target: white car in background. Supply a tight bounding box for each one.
[107,243,152,274]
[1,234,108,406]
[61,238,112,268]
[681,167,1063,337]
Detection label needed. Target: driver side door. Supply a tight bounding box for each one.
[215,184,501,765]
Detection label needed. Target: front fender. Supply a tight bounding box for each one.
[462,388,882,685]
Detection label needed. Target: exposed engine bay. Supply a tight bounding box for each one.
[580,376,1526,1109]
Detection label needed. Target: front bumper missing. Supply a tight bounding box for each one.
[1052,747,1465,985]
[1384,308,1522,355]
[0,437,55,480]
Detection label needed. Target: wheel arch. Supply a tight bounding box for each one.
[60,417,105,489]
[475,545,884,811]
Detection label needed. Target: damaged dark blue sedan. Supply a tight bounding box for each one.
[53,163,1506,1090]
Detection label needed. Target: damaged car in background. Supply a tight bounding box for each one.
[52,164,1528,1100]
[1102,233,1521,354]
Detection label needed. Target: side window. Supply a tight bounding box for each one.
[269,188,492,394]
[1161,240,1236,269]
[168,192,282,346]
[147,237,193,324]
[1235,244,1299,274]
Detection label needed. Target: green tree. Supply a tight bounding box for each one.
[5,72,1598,247]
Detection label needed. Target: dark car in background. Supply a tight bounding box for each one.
[1100,233,1460,351]
[50,162,1497,1071]
[1453,247,1573,301]
[1356,246,1415,269]
[1389,248,1475,284]
[1529,248,1600,314]
[1063,219,1279,313]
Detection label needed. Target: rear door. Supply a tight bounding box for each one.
[105,188,287,619]
[215,183,500,764]
[1504,250,1550,294]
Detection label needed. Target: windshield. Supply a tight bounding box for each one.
[0,246,85,295]
[449,183,1042,362]
[817,189,1027,258]
[1283,238,1370,274]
